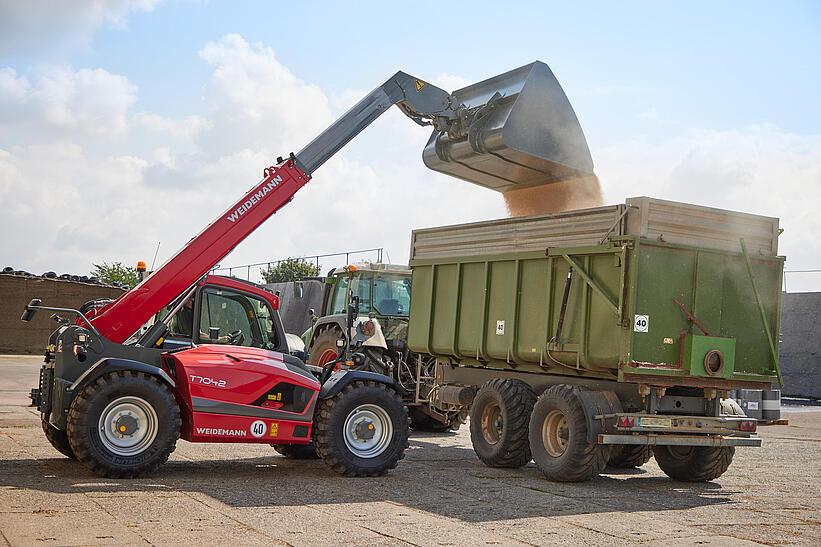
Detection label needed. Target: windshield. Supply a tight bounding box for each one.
[371,273,411,317]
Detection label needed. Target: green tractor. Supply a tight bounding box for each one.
[303,263,466,432]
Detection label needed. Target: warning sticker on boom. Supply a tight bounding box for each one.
[634,315,649,333]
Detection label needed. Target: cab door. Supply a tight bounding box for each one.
[193,286,284,351]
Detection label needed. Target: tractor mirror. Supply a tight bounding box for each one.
[21,299,42,322]
[209,327,220,341]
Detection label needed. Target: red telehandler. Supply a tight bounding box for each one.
[22,62,594,478]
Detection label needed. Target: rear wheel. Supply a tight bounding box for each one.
[67,371,180,478]
[654,445,735,482]
[607,445,653,469]
[313,380,409,476]
[308,327,343,367]
[528,385,610,482]
[469,379,536,468]
[42,419,75,459]
[273,443,319,459]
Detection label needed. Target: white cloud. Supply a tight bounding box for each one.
[133,112,211,139]
[0,0,162,57]
[638,107,658,121]
[0,66,136,138]
[196,34,333,156]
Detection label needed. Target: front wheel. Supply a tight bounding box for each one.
[42,419,75,459]
[313,380,408,476]
[469,379,536,468]
[67,371,180,478]
[654,445,735,482]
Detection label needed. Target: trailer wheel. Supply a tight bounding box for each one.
[469,379,536,468]
[42,419,75,459]
[67,371,180,478]
[528,385,610,482]
[308,327,343,366]
[607,445,653,468]
[313,381,409,476]
[654,445,735,482]
[272,443,319,459]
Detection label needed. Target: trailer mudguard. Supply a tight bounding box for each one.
[319,370,397,399]
[576,390,622,444]
[70,357,176,392]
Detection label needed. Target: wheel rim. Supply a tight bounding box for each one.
[343,404,393,459]
[480,401,503,445]
[541,409,569,458]
[98,396,158,456]
[317,348,338,366]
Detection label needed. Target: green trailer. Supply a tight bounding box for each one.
[407,197,783,482]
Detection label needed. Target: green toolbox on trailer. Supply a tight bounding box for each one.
[407,197,783,483]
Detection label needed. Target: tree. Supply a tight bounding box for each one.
[260,258,320,283]
[90,262,139,288]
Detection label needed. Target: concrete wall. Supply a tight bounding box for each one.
[264,279,325,335]
[779,292,821,399]
[0,275,124,354]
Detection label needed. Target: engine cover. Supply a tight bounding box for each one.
[170,345,319,444]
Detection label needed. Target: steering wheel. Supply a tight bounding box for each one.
[228,329,244,346]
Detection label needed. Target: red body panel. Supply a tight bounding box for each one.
[170,345,320,444]
[92,160,311,343]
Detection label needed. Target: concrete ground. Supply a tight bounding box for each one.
[1,355,819,546]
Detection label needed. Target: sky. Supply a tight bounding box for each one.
[0,0,819,291]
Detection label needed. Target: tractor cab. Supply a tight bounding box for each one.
[325,263,412,319]
[303,263,412,367]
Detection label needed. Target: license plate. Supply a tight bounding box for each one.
[639,416,672,428]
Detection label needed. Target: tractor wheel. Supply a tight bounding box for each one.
[654,445,735,482]
[528,385,610,482]
[469,379,536,468]
[308,327,343,367]
[273,443,319,459]
[607,445,653,468]
[313,380,409,477]
[42,419,75,459]
[67,371,180,478]
[409,408,467,432]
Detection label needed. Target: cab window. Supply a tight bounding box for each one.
[330,276,350,314]
[372,274,411,317]
[197,288,278,349]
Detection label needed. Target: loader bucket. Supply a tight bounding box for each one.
[422,61,594,192]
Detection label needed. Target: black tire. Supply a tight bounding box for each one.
[607,445,653,468]
[313,380,409,477]
[308,327,343,367]
[67,371,181,478]
[42,419,75,459]
[469,379,536,468]
[654,445,735,482]
[273,443,319,459]
[409,408,467,432]
[528,385,610,482]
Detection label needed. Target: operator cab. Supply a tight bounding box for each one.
[328,263,412,319]
[156,275,293,356]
